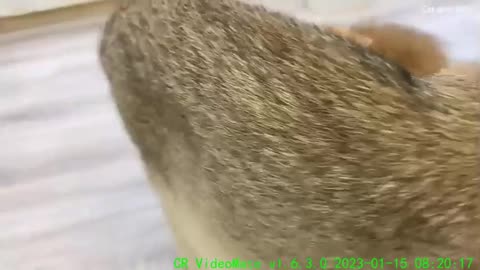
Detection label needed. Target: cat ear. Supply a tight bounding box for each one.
[353,23,448,77]
[330,23,448,77]
[326,26,373,47]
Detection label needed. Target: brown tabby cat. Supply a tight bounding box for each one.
[99,0,479,268]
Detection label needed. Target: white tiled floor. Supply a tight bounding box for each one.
[0,18,176,270]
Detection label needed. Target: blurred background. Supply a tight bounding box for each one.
[0,0,479,269]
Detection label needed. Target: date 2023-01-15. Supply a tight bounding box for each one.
[173,257,476,269]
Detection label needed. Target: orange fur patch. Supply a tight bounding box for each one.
[329,23,448,77]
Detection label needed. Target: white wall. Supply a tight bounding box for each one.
[0,0,98,17]
[0,0,410,18]
[1,0,477,19]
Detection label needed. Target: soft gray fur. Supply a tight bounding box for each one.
[99,0,479,267]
